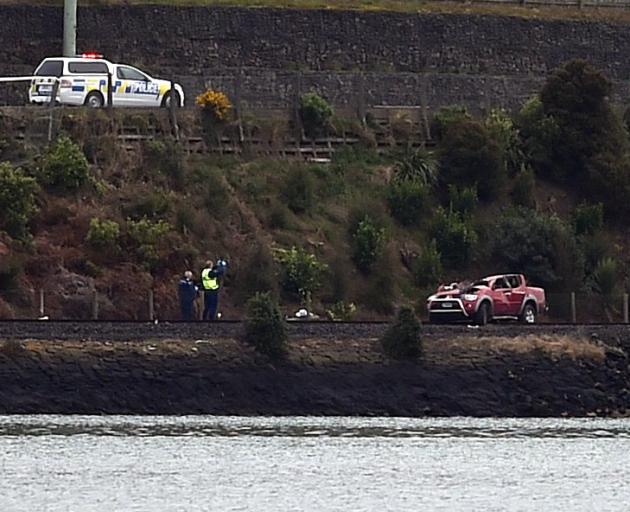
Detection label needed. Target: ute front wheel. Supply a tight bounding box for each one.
[474,302,491,326]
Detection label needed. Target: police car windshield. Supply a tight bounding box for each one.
[35,60,63,77]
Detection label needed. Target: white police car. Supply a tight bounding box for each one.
[29,53,184,108]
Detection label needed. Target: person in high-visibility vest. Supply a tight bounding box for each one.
[200,259,227,320]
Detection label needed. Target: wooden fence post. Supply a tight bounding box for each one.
[107,72,113,114]
[148,289,154,321]
[570,292,577,323]
[47,79,60,142]
[38,289,45,318]
[169,78,180,142]
[91,290,99,320]
[199,292,205,321]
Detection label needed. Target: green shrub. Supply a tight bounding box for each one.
[274,246,327,301]
[573,202,604,236]
[581,231,609,275]
[0,162,39,238]
[490,207,583,290]
[123,189,171,220]
[282,166,315,214]
[325,301,357,321]
[245,292,287,358]
[126,218,172,269]
[86,218,120,249]
[40,135,89,191]
[143,140,185,189]
[439,119,505,202]
[202,169,231,214]
[519,61,630,214]
[448,184,478,215]
[431,105,471,141]
[299,92,333,138]
[414,240,442,288]
[387,179,430,226]
[392,149,438,185]
[431,209,477,268]
[268,201,291,229]
[381,307,422,360]
[590,257,618,302]
[511,167,536,208]
[351,214,387,274]
[485,108,525,175]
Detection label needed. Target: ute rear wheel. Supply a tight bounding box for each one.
[84,91,104,108]
[520,303,537,324]
[474,302,491,326]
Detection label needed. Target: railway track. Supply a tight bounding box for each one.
[0,320,628,342]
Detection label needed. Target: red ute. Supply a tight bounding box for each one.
[427,274,546,325]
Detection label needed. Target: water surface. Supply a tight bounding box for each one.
[0,416,628,511]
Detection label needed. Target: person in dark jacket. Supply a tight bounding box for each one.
[201,259,227,321]
[178,270,198,321]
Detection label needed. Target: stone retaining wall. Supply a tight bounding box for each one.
[2,5,630,112]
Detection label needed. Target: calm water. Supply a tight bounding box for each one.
[0,416,629,512]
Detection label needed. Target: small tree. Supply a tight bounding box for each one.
[274,246,327,302]
[387,179,430,226]
[126,218,172,270]
[351,214,387,274]
[511,166,536,209]
[573,202,604,236]
[448,184,478,215]
[381,307,422,360]
[414,240,442,288]
[86,218,120,249]
[282,166,315,214]
[439,119,505,202]
[0,162,39,238]
[299,92,333,138]
[40,135,89,191]
[431,209,477,268]
[245,292,287,358]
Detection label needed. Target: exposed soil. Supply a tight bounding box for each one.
[0,323,628,417]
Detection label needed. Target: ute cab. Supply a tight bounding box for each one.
[427,273,546,325]
[29,53,184,108]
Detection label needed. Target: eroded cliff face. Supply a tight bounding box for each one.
[0,326,627,416]
[2,5,630,111]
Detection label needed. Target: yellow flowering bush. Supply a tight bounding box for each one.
[195,89,232,122]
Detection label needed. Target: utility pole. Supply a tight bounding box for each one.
[63,0,77,57]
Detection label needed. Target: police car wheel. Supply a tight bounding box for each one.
[85,92,104,108]
[162,90,180,108]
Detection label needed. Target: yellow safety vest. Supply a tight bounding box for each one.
[201,268,219,291]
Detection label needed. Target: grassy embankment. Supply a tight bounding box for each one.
[3,0,630,23]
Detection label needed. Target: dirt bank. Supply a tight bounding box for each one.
[0,328,628,417]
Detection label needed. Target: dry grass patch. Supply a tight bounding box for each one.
[0,339,27,357]
[432,334,606,362]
